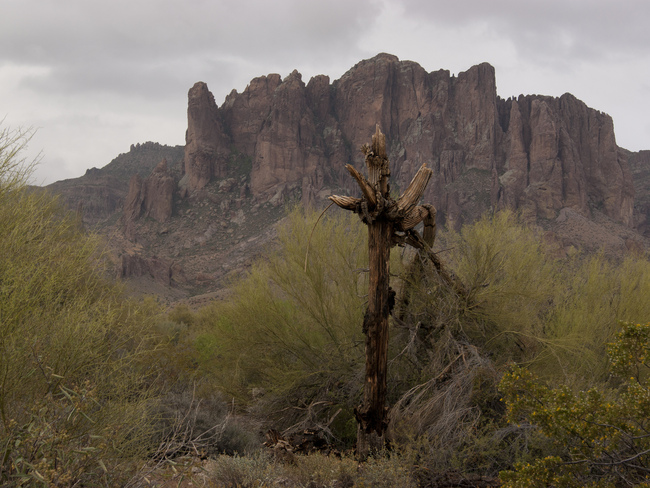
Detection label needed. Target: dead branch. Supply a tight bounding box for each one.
[346,164,377,206]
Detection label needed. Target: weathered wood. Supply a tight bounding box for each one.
[422,204,437,247]
[372,127,387,158]
[365,126,390,193]
[328,194,362,210]
[327,124,462,460]
[355,126,393,457]
[396,164,433,214]
[397,205,429,231]
[355,218,393,455]
[346,164,376,207]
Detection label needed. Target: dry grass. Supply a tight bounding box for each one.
[136,450,417,488]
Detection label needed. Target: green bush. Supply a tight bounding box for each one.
[0,126,165,486]
[403,211,650,381]
[382,211,650,475]
[499,321,650,487]
[184,205,650,476]
[190,207,368,443]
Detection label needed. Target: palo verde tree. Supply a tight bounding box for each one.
[0,125,164,486]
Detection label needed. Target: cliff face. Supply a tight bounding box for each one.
[497,94,633,225]
[628,150,650,235]
[184,82,229,189]
[43,54,646,301]
[123,159,176,238]
[46,142,184,226]
[183,53,634,228]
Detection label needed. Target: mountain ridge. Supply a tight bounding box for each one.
[45,53,650,303]
[182,53,634,228]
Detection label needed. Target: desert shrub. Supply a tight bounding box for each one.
[191,207,369,443]
[387,211,650,476]
[443,211,561,359]
[355,449,418,488]
[152,388,262,459]
[167,303,196,328]
[499,321,650,487]
[275,452,359,488]
[399,211,650,381]
[202,450,414,488]
[540,254,650,380]
[208,451,276,487]
[188,205,650,475]
[386,213,557,475]
[0,126,165,486]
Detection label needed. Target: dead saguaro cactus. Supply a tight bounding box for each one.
[329,125,460,458]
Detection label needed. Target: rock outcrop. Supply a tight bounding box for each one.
[123,159,176,236]
[497,94,633,225]
[628,150,650,235]
[143,159,175,222]
[183,82,229,190]
[123,173,145,225]
[43,54,649,302]
[46,171,126,226]
[46,142,184,227]
[182,53,635,228]
[120,252,178,286]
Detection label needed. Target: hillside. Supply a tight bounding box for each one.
[45,53,650,303]
[47,142,184,226]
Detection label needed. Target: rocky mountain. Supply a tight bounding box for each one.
[48,142,184,225]
[183,53,634,230]
[46,53,650,303]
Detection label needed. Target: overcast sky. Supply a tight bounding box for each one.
[2,0,649,185]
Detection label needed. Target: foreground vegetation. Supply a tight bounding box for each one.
[0,127,170,486]
[4,123,650,486]
[500,321,650,487]
[161,203,650,485]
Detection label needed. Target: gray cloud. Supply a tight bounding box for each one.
[1,0,649,184]
[398,0,650,65]
[1,0,372,99]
